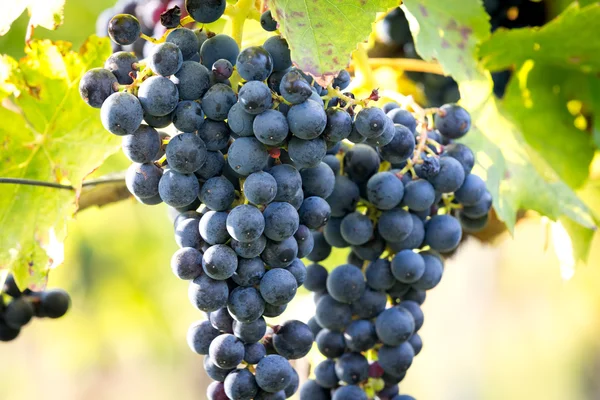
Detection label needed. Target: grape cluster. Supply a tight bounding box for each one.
[298,104,490,399]
[0,274,71,342]
[80,0,492,398]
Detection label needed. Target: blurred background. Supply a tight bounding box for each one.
[2,1,600,400]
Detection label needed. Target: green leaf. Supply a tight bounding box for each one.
[403,0,598,262]
[0,0,66,36]
[479,3,600,74]
[266,0,398,82]
[0,36,120,290]
[461,98,595,233]
[502,62,594,188]
[402,0,492,105]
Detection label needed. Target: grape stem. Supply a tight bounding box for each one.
[362,58,445,75]
[322,85,369,108]
[0,176,125,190]
[226,0,259,48]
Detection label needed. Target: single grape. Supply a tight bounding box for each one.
[424,214,462,253]
[174,217,203,249]
[148,42,183,76]
[232,257,265,287]
[238,81,273,115]
[204,355,234,382]
[79,68,118,108]
[108,14,141,45]
[209,333,246,369]
[165,28,198,61]
[227,102,256,137]
[145,112,173,129]
[166,132,207,174]
[306,231,332,262]
[253,109,289,146]
[387,108,417,133]
[287,137,327,169]
[236,46,273,81]
[386,214,425,253]
[187,320,219,354]
[197,119,230,151]
[355,107,387,138]
[333,70,351,90]
[327,175,360,217]
[435,103,471,139]
[443,143,475,175]
[255,355,293,393]
[365,258,395,291]
[259,268,298,306]
[199,211,230,244]
[391,250,425,284]
[295,224,315,258]
[379,124,415,163]
[227,204,265,243]
[101,92,143,136]
[326,264,366,304]
[138,76,179,116]
[314,359,338,388]
[159,169,200,208]
[227,137,270,176]
[401,179,436,212]
[279,70,312,104]
[344,319,377,352]
[186,0,226,23]
[105,51,137,84]
[375,307,415,346]
[231,235,267,259]
[244,342,266,364]
[462,191,493,218]
[428,156,465,193]
[172,100,205,132]
[366,172,404,210]
[300,162,335,199]
[229,287,265,324]
[335,352,369,384]
[263,36,291,71]
[126,162,163,199]
[195,150,225,181]
[199,176,235,211]
[188,273,229,312]
[122,124,160,163]
[260,10,277,31]
[299,197,331,230]
[398,300,424,331]
[202,83,237,121]
[377,208,413,243]
[244,171,277,205]
[224,368,259,400]
[412,252,444,290]
[344,144,380,183]
[455,173,486,205]
[378,342,415,377]
[299,380,330,400]
[212,58,233,81]
[171,247,202,280]
[269,164,302,203]
[200,34,240,69]
[273,320,314,359]
[340,212,374,246]
[209,307,234,333]
[171,61,211,100]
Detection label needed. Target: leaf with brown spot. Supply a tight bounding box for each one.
[267,0,398,83]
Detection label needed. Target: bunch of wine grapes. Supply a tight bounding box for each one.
[76,0,492,398]
[299,102,490,399]
[0,274,71,342]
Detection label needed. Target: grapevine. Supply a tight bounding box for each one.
[2,0,597,399]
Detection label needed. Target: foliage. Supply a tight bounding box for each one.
[0,0,66,36]
[266,0,397,83]
[0,0,599,289]
[0,37,120,289]
[401,0,598,262]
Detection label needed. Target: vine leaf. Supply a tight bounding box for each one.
[0,36,120,290]
[0,0,66,36]
[267,0,398,84]
[403,0,598,262]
